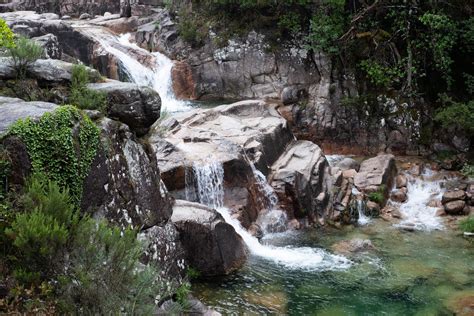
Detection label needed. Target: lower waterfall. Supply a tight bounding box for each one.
[186,160,352,271]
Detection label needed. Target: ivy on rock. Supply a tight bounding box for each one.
[9,106,100,204]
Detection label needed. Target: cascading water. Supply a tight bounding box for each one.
[186,160,352,271]
[351,187,371,225]
[83,29,189,112]
[393,170,445,231]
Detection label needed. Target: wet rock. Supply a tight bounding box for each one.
[331,238,375,255]
[435,208,446,217]
[451,135,470,152]
[269,140,331,220]
[391,189,408,203]
[336,157,360,171]
[395,174,407,188]
[354,154,397,206]
[281,86,307,105]
[442,190,466,204]
[445,290,474,316]
[427,198,442,208]
[81,118,172,229]
[366,201,380,216]
[444,200,466,215]
[342,168,357,179]
[88,81,161,136]
[0,98,58,134]
[79,13,92,20]
[171,61,196,100]
[171,200,248,276]
[32,34,61,59]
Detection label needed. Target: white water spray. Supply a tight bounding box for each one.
[187,160,352,271]
[394,170,444,231]
[351,187,371,225]
[86,30,189,112]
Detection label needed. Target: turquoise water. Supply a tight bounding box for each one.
[193,220,474,315]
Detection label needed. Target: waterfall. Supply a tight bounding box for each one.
[187,160,352,271]
[351,186,371,225]
[84,29,189,112]
[394,170,444,231]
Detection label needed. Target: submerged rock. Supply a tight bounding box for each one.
[445,290,474,316]
[331,238,375,256]
[171,200,248,276]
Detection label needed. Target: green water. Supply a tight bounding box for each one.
[193,220,474,315]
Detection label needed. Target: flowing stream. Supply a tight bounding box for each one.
[186,160,352,271]
[81,28,190,112]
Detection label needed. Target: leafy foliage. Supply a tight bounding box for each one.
[6,36,43,79]
[459,216,474,233]
[5,174,77,285]
[434,99,474,136]
[0,18,15,49]
[59,218,164,315]
[460,164,474,179]
[69,64,107,111]
[368,185,386,205]
[9,106,100,204]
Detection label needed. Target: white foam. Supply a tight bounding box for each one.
[394,171,444,231]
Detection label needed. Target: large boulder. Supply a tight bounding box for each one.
[32,33,62,59]
[441,190,466,204]
[269,140,332,220]
[88,81,161,136]
[354,154,397,206]
[81,118,172,229]
[171,200,248,276]
[0,98,58,134]
[148,100,292,224]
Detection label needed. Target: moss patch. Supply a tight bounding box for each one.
[8,106,100,204]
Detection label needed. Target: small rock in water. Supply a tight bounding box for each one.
[79,13,91,20]
[331,238,375,255]
[391,189,408,203]
[392,209,403,219]
[444,200,466,215]
[398,223,416,232]
[61,15,71,20]
[435,208,446,217]
[442,190,466,204]
[395,174,408,188]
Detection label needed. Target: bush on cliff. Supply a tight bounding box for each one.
[0,18,15,50]
[6,36,43,79]
[1,173,164,314]
[69,64,107,111]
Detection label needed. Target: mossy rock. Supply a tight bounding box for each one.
[444,290,474,316]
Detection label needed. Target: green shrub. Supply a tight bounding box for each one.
[459,216,474,233]
[69,64,107,111]
[5,174,76,285]
[368,185,386,204]
[435,100,474,136]
[9,106,100,204]
[6,36,43,79]
[59,218,164,315]
[0,18,15,50]
[460,164,474,179]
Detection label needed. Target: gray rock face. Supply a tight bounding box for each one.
[81,118,172,229]
[171,200,248,276]
[139,221,186,285]
[354,154,397,206]
[269,140,332,220]
[88,81,161,136]
[336,157,360,171]
[0,98,58,134]
[32,33,62,59]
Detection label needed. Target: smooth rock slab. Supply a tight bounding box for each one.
[171,200,248,276]
[0,99,58,134]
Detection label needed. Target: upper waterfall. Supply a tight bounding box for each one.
[82,28,190,113]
